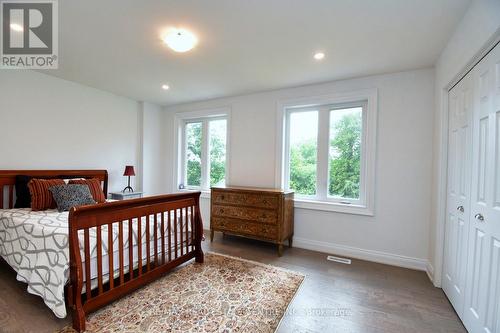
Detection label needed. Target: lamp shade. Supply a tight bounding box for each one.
[123,166,135,176]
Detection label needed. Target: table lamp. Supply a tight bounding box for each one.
[122,166,135,192]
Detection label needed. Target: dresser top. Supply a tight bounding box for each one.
[211,186,293,194]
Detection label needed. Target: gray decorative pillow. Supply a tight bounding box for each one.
[49,184,96,212]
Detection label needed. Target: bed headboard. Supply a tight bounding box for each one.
[0,170,108,209]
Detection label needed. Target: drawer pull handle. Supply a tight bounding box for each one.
[456,205,464,213]
[474,213,484,222]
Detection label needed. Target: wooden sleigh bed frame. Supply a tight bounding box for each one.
[0,170,204,332]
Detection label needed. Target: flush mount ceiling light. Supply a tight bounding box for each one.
[10,23,23,32]
[161,84,170,90]
[163,28,197,53]
[314,52,325,60]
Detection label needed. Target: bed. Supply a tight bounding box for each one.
[0,170,204,332]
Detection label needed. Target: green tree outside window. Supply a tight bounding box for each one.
[289,110,361,199]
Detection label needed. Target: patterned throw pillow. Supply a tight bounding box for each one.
[28,178,66,211]
[68,178,106,203]
[48,184,96,212]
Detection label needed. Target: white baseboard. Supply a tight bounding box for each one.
[426,261,435,284]
[293,237,428,272]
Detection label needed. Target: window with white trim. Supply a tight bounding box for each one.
[280,90,377,215]
[178,115,228,191]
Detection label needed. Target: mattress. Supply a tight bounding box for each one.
[0,208,191,318]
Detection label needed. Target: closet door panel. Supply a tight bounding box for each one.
[492,67,500,331]
[476,115,489,204]
[467,228,487,321]
[443,73,473,315]
[485,239,500,332]
[463,42,500,333]
[489,52,500,333]
[495,111,500,208]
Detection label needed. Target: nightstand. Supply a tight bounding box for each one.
[109,191,144,200]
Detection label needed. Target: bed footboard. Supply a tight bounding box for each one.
[68,192,204,332]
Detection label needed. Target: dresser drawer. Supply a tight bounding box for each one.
[211,217,278,240]
[212,204,278,224]
[212,191,279,209]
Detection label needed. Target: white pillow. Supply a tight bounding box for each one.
[62,178,85,184]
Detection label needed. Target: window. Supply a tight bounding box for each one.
[208,119,227,187]
[288,110,318,196]
[176,109,229,192]
[279,90,377,215]
[328,106,363,200]
[185,122,203,187]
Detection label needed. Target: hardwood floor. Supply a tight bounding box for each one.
[0,232,466,333]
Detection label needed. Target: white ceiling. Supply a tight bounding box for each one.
[41,0,471,106]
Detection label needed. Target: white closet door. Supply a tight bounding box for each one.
[463,42,500,333]
[443,68,474,316]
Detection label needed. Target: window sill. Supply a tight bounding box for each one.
[293,198,374,216]
[177,189,373,215]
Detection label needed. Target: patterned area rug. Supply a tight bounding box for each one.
[60,252,304,333]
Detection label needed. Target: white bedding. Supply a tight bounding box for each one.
[0,208,192,318]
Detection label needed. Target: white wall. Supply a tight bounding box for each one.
[430,0,500,286]
[139,102,165,195]
[165,68,435,270]
[0,70,141,193]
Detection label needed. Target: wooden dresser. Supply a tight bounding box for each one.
[210,186,294,256]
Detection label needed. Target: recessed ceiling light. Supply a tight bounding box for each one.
[10,23,23,32]
[314,52,325,60]
[162,84,170,90]
[163,28,197,53]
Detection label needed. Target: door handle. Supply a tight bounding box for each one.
[456,206,464,213]
[474,213,485,222]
